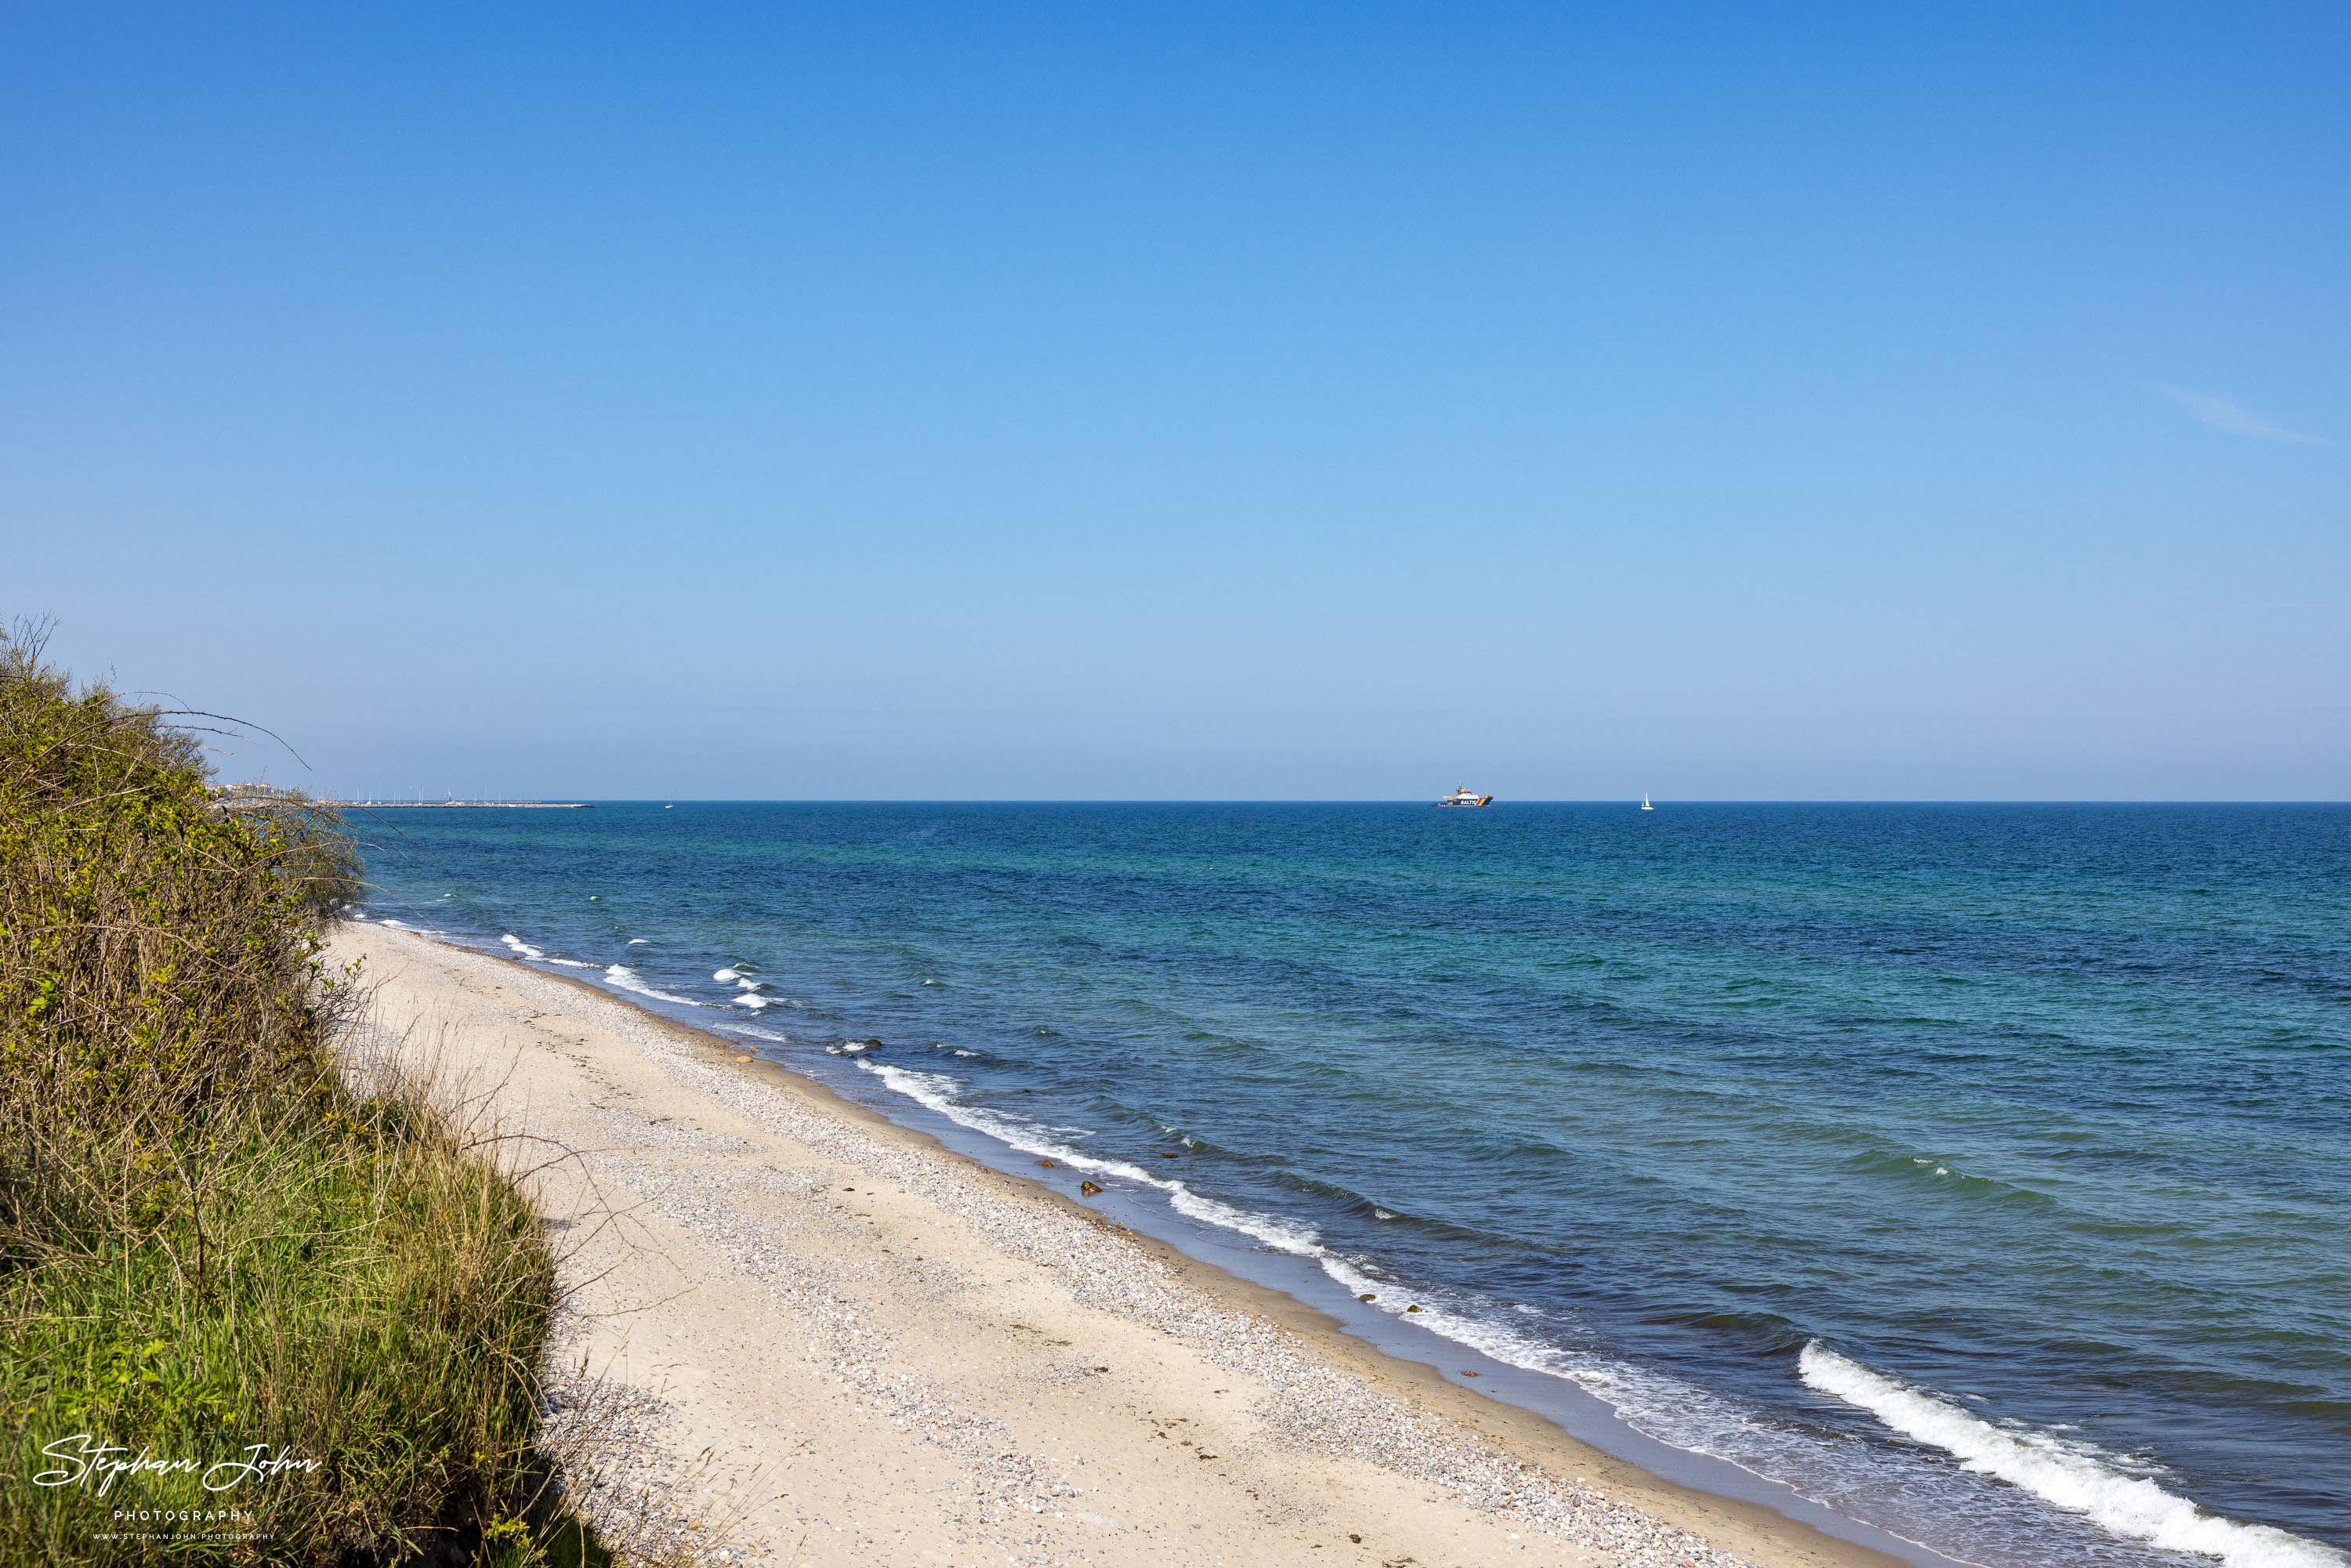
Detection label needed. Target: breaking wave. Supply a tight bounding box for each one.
[601,964,703,1005]
[1799,1343,2349,1568]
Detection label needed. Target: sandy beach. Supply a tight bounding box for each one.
[331,921,1904,1568]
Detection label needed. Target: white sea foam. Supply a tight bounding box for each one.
[601,964,703,1006]
[736,994,771,1009]
[498,933,592,967]
[1172,1188,1325,1253]
[854,1066,1511,1302]
[854,1066,1480,1288]
[629,938,650,945]
[1799,1343,2349,1568]
[858,1063,1325,1255]
[714,969,739,982]
[714,1022,789,1042]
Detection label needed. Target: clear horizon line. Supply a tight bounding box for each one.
[323,796,2351,806]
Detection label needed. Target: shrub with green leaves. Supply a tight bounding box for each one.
[0,622,563,1566]
[0,633,328,1135]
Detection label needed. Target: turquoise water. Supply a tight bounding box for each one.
[355,803,2350,1567]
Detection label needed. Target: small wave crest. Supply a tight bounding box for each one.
[856,1063,1322,1255]
[717,969,772,1006]
[842,1069,1732,1431]
[849,1067,1617,1337]
[497,932,595,969]
[1799,1342,2349,1568]
[601,965,704,1006]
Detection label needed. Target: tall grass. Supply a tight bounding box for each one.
[0,621,575,1565]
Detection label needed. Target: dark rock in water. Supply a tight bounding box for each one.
[1038,1158,1056,1168]
[1358,1293,1377,1302]
[1080,1180,1103,1196]
[1406,1305,1422,1313]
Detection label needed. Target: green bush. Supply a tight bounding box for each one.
[0,623,565,1565]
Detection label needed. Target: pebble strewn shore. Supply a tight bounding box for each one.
[498,961,1755,1568]
[540,1342,744,1563]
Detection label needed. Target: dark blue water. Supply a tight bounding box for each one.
[353,803,2350,1568]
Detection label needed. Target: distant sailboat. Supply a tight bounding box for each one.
[1640,793,1654,811]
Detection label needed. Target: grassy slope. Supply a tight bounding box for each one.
[0,632,580,1566]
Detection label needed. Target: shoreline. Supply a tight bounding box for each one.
[337,919,1924,1568]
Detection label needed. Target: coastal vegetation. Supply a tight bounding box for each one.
[0,622,586,1565]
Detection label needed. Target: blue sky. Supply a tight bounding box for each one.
[5,3,2346,798]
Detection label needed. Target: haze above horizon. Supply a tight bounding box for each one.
[6,3,2346,800]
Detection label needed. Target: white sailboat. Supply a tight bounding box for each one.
[1640,792,1654,810]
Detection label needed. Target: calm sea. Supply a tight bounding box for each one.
[353,803,2349,1568]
